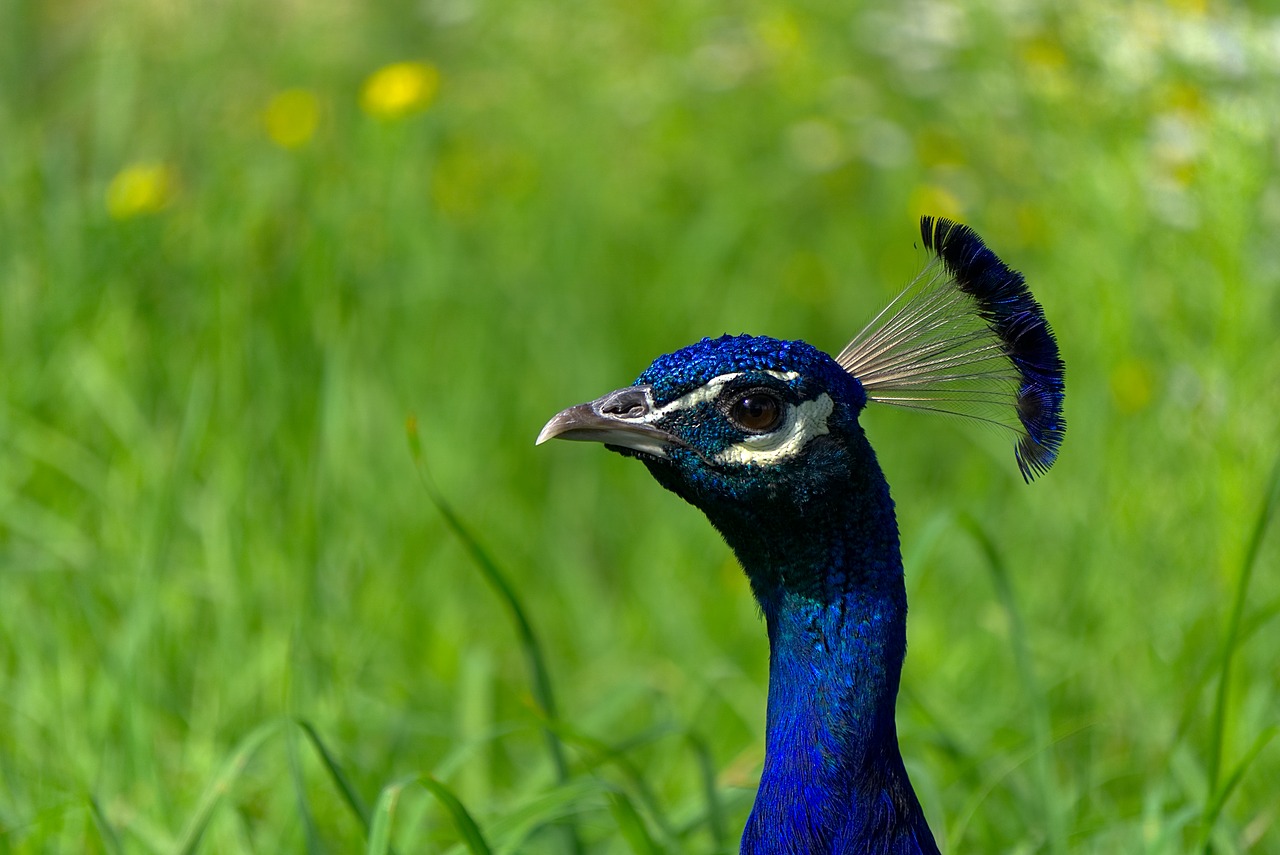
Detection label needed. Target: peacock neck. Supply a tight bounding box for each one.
[712,460,936,853]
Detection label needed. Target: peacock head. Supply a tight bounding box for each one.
[538,334,878,515]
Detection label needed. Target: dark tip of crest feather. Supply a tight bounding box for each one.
[920,216,1065,480]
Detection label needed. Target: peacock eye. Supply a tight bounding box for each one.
[727,392,784,433]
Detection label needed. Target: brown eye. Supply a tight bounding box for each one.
[729,393,784,433]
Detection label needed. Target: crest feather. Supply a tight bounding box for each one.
[836,217,1066,481]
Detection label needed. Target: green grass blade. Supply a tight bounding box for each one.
[171,719,286,855]
[405,418,567,750]
[295,719,375,834]
[1202,724,1278,839]
[961,515,1065,855]
[419,777,493,855]
[474,778,602,850]
[287,725,324,855]
[367,774,493,855]
[1200,455,1280,851]
[685,732,727,850]
[605,790,664,855]
[406,418,580,854]
[88,795,125,855]
[366,777,413,855]
[546,720,680,844]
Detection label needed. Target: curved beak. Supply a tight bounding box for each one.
[536,385,682,458]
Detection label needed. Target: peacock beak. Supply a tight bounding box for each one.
[536,385,683,459]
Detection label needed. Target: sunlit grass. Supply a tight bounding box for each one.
[0,0,1277,852]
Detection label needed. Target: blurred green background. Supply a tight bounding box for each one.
[1,0,1278,851]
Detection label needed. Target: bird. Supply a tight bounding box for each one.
[537,217,1065,854]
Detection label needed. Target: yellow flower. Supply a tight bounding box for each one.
[1015,203,1048,246]
[1111,358,1156,415]
[1019,36,1067,70]
[1162,81,1207,118]
[909,184,964,221]
[361,61,440,119]
[755,10,803,59]
[1166,0,1207,16]
[105,163,176,220]
[916,128,963,169]
[264,88,321,149]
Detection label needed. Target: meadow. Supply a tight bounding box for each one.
[1,0,1278,852]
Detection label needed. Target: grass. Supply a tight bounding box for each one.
[1,0,1278,851]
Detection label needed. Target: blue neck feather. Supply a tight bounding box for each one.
[689,426,939,854]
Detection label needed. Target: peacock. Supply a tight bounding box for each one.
[537,217,1065,854]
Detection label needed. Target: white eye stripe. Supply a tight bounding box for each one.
[714,393,834,466]
[651,370,801,419]
[652,373,741,417]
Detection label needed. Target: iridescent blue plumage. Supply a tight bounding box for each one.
[630,336,936,853]
[538,220,1065,853]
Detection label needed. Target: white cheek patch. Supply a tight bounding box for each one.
[713,393,834,466]
[650,370,801,419]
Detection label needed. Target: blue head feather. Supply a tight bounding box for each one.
[631,335,880,597]
[639,334,867,411]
